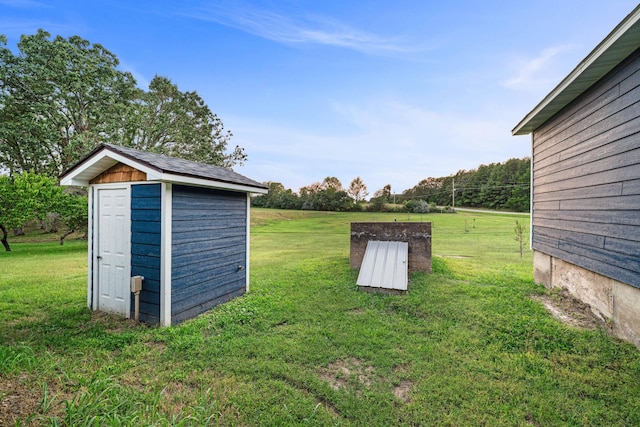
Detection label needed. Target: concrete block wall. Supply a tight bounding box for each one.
[350,222,432,274]
[534,251,640,350]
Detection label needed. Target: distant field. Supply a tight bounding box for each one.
[2,208,640,426]
[250,208,533,281]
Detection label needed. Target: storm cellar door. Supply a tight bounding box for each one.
[356,240,408,291]
[96,187,131,317]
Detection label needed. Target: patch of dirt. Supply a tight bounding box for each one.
[0,375,73,426]
[321,357,375,391]
[146,341,166,353]
[439,255,471,259]
[393,381,412,403]
[532,289,604,330]
[0,376,39,426]
[88,311,140,333]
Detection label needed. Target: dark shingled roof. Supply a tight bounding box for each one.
[67,143,267,190]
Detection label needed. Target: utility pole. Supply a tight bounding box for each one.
[452,178,455,209]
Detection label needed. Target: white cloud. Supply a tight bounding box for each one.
[228,100,527,193]
[501,44,577,92]
[181,2,418,56]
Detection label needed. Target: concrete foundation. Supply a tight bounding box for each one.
[534,250,640,349]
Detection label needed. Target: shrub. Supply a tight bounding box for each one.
[404,199,430,213]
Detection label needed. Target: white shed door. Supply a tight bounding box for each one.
[96,187,131,317]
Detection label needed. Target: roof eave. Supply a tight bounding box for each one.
[158,172,269,194]
[512,4,640,136]
[59,146,162,186]
[59,144,268,193]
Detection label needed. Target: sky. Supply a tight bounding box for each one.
[1,0,638,194]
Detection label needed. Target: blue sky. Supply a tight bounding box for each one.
[1,1,638,194]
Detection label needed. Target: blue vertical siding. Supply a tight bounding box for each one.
[171,185,247,324]
[131,183,162,324]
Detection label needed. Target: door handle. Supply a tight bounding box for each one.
[97,256,102,260]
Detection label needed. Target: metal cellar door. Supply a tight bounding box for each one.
[96,187,131,317]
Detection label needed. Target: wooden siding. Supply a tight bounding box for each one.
[171,185,247,324]
[90,162,146,184]
[131,184,161,324]
[531,47,640,289]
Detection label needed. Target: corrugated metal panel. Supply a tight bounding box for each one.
[357,241,408,291]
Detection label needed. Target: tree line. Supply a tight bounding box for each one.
[399,157,530,212]
[252,176,370,212]
[0,30,245,250]
[252,157,531,213]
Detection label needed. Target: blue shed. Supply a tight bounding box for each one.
[59,143,268,326]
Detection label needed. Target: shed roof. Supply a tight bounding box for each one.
[512,5,640,135]
[59,143,268,193]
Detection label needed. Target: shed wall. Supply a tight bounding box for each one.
[531,47,640,289]
[171,185,247,324]
[131,183,161,324]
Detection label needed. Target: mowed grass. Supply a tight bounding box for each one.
[1,208,640,425]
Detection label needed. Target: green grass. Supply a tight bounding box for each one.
[1,209,640,426]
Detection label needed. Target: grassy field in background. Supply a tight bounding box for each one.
[1,208,640,426]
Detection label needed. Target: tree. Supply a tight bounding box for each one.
[367,184,391,212]
[372,184,392,202]
[514,220,527,258]
[299,182,323,210]
[402,177,444,205]
[0,30,137,175]
[297,178,355,211]
[251,182,301,209]
[122,75,246,168]
[55,190,88,245]
[0,31,246,176]
[309,189,354,211]
[322,176,343,191]
[347,177,368,203]
[0,172,61,251]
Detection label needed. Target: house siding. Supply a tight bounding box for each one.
[531,47,640,289]
[131,183,161,324]
[171,185,247,324]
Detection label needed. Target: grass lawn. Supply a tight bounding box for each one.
[1,208,640,426]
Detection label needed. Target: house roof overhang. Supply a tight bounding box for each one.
[59,144,269,194]
[512,5,640,136]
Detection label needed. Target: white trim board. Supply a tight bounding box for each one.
[160,182,173,327]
